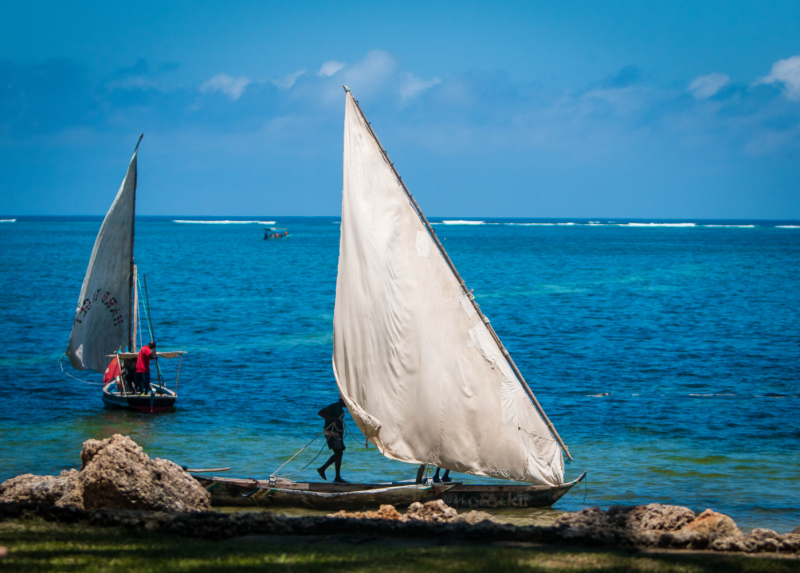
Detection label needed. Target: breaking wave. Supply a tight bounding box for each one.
[623,223,696,227]
[0,219,16,223]
[173,220,276,225]
[401,220,797,229]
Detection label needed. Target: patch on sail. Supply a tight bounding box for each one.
[467,322,520,427]
[460,295,477,319]
[416,231,431,257]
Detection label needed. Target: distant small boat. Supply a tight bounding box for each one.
[264,227,290,240]
[194,476,455,510]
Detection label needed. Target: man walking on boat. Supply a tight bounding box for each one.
[135,341,157,394]
[317,396,348,483]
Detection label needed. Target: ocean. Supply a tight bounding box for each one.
[0,216,798,532]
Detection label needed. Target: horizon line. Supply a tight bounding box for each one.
[3,215,800,222]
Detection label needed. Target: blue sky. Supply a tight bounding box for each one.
[1,1,799,218]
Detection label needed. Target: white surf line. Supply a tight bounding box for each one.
[0,219,16,223]
[430,220,792,228]
[173,220,276,224]
[623,223,696,227]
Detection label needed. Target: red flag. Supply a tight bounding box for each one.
[103,357,121,384]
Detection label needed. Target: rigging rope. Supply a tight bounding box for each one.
[137,275,165,385]
[272,440,329,479]
[270,429,326,478]
[138,275,154,341]
[271,419,350,479]
[59,354,104,386]
[136,280,143,350]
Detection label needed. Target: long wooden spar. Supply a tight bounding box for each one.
[129,134,143,353]
[344,86,573,461]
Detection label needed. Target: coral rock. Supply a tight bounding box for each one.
[452,510,501,525]
[406,499,458,523]
[624,504,696,531]
[328,504,404,521]
[680,509,741,538]
[0,435,210,513]
[553,503,695,533]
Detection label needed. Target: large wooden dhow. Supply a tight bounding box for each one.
[327,86,584,506]
[196,474,585,510]
[195,476,456,511]
[200,87,585,510]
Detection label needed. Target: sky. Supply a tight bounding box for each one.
[1,0,799,218]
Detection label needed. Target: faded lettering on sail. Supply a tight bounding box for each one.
[333,92,564,486]
[66,153,136,373]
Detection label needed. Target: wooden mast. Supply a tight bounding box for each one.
[129,134,143,352]
[343,87,573,461]
[131,265,139,352]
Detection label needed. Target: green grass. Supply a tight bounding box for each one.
[1,518,798,573]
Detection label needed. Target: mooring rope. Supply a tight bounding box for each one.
[583,472,589,504]
[271,419,350,479]
[272,440,329,479]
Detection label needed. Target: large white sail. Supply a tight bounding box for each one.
[333,91,564,486]
[66,151,136,373]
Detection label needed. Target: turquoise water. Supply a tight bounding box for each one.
[1,216,798,532]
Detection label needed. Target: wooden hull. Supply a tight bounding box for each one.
[438,472,587,509]
[102,382,177,413]
[195,476,454,511]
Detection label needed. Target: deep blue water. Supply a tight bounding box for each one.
[1,216,798,532]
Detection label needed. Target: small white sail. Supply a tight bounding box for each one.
[66,151,136,373]
[333,92,564,486]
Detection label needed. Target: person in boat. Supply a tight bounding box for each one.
[433,467,452,483]
[135,341,157,394]
[317,397,348,483]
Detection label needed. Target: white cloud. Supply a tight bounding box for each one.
[400,73,441,101]
[688,73,730,99]
[318,61,345,77]
[272,69,307,89]
[340,50,396,93]
[756,55,800,100]
[199,73,251,100]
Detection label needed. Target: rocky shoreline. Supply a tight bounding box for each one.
[1,435,798,557]
[2,499,799,556]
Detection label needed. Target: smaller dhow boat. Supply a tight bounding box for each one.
[64,135,186,411]
[101,349,185,412]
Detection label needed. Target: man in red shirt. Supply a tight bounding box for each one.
[135,341,157,394]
